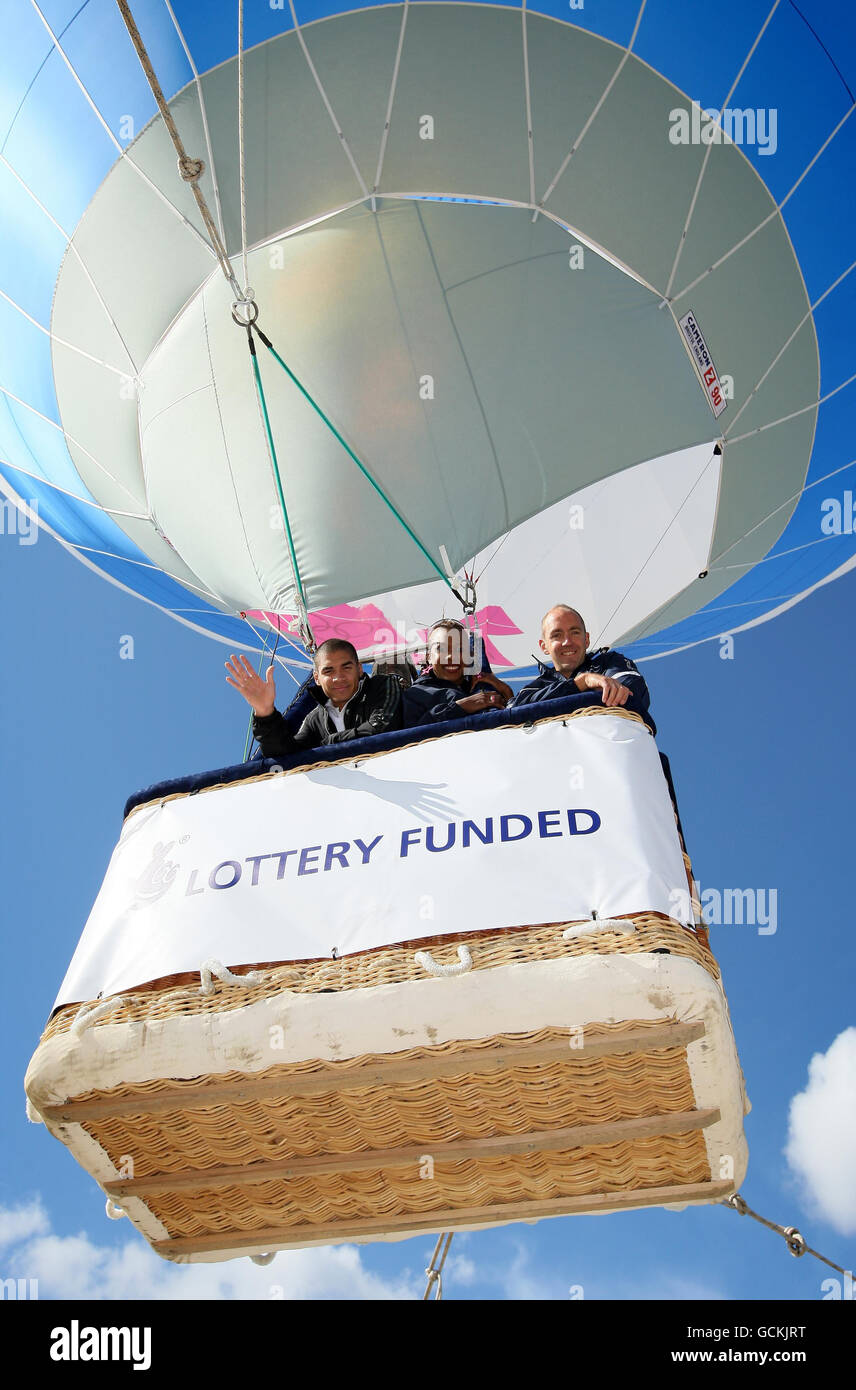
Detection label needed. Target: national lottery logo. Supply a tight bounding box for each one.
[130,840,180,909]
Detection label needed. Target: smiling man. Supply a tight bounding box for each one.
[226,639,402,755]
[510,605,651,714]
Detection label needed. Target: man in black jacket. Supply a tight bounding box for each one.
[225,639,402,756]
[510,605,651,712]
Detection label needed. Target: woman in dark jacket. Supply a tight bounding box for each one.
[403,619,512,726]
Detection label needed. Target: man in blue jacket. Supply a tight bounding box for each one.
[511,605,650,712]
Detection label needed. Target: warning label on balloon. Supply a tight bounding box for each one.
[679,311,727,418]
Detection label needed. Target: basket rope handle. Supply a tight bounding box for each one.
[414,945,473,977]
[71,998,124,1035]
[199,959,265,994]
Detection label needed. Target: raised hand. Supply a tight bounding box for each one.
[225,654,277,717]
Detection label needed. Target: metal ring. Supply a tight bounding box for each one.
[232,297,259,327]
[784,1227,806,1257]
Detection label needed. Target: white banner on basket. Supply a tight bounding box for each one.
[54,713,691,1006]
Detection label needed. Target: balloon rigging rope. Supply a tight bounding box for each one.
[253,323,455,595]
[238,0,249,296]
[241,622,281,761]
[116,0,457,629]
[114,0,244,301]
[710,456,856,571]
[245,329,313,653]
[664,0,783,300]
[163,0,228,248]
[590,445,721,649]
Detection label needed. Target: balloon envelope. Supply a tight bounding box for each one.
[1,0,854,671]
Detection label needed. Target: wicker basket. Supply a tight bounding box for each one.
[27,908,748,1262]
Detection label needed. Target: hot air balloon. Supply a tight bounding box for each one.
[16,0,854,1262]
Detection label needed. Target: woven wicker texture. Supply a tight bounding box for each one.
[42,912,716,1042]
[139,1134,712,1238]
[82,1023,695,1169]
[65,1022,716,1240]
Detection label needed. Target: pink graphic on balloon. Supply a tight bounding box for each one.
[245,601,524,667]
[471,605,524,668]
[247,603,392,650]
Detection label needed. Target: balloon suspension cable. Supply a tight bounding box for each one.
[252,322,453,594]
[245,326,315,655]
[114,0,250,306]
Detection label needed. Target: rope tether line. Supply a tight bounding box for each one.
[423,1232,454,1300]
[721,1194,852,1276]
[114,0,245,303]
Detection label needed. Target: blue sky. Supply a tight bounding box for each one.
[1,0,855,1304]
[1,519,853,1301]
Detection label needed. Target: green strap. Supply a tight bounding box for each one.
[255,325,451,590]
[247,331,308,612]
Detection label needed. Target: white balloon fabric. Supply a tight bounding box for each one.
[1,0,854,671]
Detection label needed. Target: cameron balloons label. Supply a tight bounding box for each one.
[54,714,692,1005]
[679,311,728,418]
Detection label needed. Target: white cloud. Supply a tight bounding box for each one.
[0,1199,50,1250]
[0,1199,733,1301]
[784,1026,856,1236]
[606,1272,726,1301]
[445,1253,477,1286]
[0,1196,419,1300]
[419,1229,728,1301]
